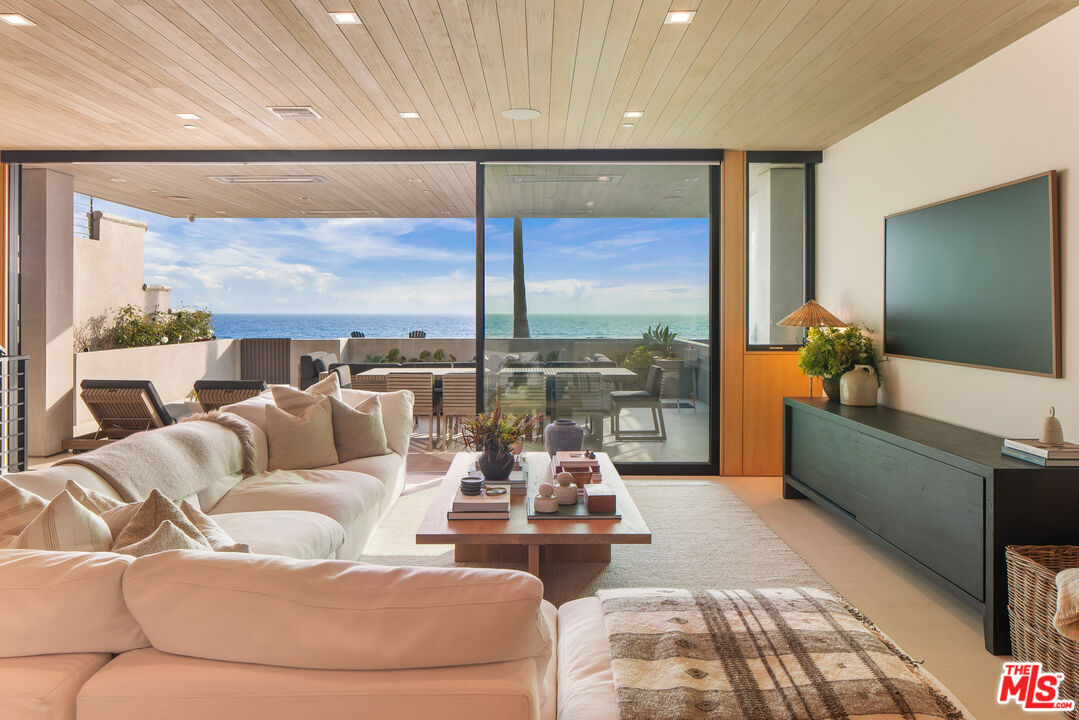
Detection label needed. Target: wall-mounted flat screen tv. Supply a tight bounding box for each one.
[884,171,1060,377]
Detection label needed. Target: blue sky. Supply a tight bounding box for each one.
[86,195,709,315]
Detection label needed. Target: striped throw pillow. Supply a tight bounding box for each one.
[13,491,112,552]
[0,477,47,537]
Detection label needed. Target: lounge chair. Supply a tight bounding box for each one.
[193,380,267,412]
[63,379,177,452]
[408,330,427,338]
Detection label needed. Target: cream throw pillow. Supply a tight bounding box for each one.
[272,376,341,416]
[65,479,124,514]
[13,491,112,552]
[330,395,389,462]
[99,503,141,538]
[265,398,339,470]
[115,520,208,558]
[0,476,47,536]
[112,489,210,551]
[180,500,250,553]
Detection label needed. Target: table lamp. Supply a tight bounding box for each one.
[776,300,847,328]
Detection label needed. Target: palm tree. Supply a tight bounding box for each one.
[512,216,530,338]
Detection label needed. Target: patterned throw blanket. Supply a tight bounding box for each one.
[598,587,965,720]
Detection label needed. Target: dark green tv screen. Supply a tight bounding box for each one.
[883,172,1059,377]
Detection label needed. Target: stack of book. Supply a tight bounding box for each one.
[446,485,510,520]
[552,451,602,485]
[466,457,529,495]
[1001,438,1079,467]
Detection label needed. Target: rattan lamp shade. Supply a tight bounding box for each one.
[776,300,848,328]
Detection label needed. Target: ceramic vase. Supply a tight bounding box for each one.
[544,419,584,456]
[821,376,841,402]
[477,448,515,481]
[533,483,559,513]
[840,365,878,406]
[555,472,579,505]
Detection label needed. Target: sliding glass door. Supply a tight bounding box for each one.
[481,163,714,469]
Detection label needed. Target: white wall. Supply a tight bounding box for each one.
[817,5,1079,437]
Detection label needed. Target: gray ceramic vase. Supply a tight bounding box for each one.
[544,419,584,456]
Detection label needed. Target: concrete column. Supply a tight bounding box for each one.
[21,168,74,456]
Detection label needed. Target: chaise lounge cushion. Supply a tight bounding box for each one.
[0,652,111,720]
[122,551,552,673]
[210,510,345,560]
[207,468,383,560]
[0,550,148,657]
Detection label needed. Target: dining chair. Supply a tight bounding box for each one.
[440,373,477,448]
[386,371,441,449]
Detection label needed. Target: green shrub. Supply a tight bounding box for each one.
[79,304,214,352]
[386,348,401,361]
[419,349,432,361]
[432,348,445,361]
[798,325,880,384]
[641,324,677,358]
[622,345,655,388]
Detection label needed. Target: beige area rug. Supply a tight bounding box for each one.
[361,480,832,607]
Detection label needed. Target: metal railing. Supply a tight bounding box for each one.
[74,194,94,239]
[0,356,28,472]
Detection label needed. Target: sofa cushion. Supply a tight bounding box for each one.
[210,510,345,560]
[0,476,46,535]
[340,388,413,456]
[112,489,209,551]
[195,471,245,513]
[208,469,382,540]
[0,550,148,656]
[115,519,210,558]
[329,395,389,462]
[13,491,112,552]
[0,652,111,720]
[77,647,545,720]
[123,551,551,672]
[219,395,273,435]
[265,398,339,470]
[325,453,405,517]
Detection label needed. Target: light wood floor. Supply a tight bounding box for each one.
[718,475,1060,720]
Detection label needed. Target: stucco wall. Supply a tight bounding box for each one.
[74,213,157,331]
[73,339,239,434]
[816,5,1079,437]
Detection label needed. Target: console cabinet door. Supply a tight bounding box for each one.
[788,410,862,514]
[851,435,985,600]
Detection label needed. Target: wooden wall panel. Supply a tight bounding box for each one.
[0,162,6,351]
[720,151,746,476]
[719,151,817,477]
[742,352,814,476]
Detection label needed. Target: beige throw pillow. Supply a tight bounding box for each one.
[0,476,47,536]
[330,395,389,462]
[271,376,341,417]
[65,479,124,513]
[13,491,112,552]
[180,500,250,553]
[115,520,209,558]
[99,503,141,538]
[112,489,209,551]
[265,398,339,470]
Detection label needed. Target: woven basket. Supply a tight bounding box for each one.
[1005,545,1079,719]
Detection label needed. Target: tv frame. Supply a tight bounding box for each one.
[882,170,1061,378]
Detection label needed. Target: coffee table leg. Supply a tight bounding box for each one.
[528,545,540,576]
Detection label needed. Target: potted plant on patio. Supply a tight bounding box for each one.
[462,402,535,481]
[797,325,880,401]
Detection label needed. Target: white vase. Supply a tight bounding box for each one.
[840,365,878,406]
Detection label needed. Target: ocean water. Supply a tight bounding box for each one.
[212,314,709,340]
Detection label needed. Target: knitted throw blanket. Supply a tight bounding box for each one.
[58,412,256,502]
[598,587,965,720]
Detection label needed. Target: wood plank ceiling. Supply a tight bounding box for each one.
[1,0,1076,152]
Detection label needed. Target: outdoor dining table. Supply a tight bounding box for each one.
[357,367,477,377]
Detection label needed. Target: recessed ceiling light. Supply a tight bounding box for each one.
[664,10,695,24]
[621,123,635,128]
[512,174,622,184]
[440,211,452,215]
[329,11,361,24]
[109,178,126,183]
[623,111,643,118]
[399,112,420,119]
[149,189,160,193]
[502,108,541,120]
[215,210,228,215]
[298,195,313,201]
[585,201,595,207]
[165,195,190,201]
[0,14,35,26]
[408,178,424,184]
[183,124,197,130]
[176,113,200,121]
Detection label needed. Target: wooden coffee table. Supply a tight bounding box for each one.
[416,452,651,576]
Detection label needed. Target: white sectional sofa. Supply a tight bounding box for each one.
[5,387,414,561]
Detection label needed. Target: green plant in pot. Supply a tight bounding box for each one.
[798,326,880,402]
[462,402,535,480]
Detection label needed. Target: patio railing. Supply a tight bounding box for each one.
[0,355,28,472]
